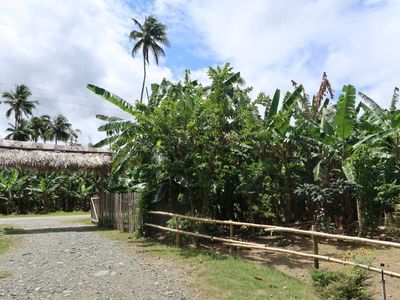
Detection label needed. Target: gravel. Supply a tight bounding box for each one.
[0,216,193,300]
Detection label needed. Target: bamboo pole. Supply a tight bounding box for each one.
[229,221,234,255]
[148,211,400,249]
[90,196,99,223]
[176,217,181,248]
[312,224,319,269]
[145,222,400,279]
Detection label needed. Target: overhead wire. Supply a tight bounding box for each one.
[0,81,134,114]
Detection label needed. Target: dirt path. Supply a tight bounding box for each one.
[0,216,192,300]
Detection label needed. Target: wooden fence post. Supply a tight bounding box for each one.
[229,221,234,255]
[176,217,181,248]
[312,224,319,269]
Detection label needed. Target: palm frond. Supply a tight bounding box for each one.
[131,18,144,31]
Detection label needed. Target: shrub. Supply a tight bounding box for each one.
[311,267,372,300]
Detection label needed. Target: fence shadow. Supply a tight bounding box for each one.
[3,225,108,235]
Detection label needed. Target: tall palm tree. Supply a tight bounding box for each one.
[68,128,81,145]
[129,15,169,103]
[2,85,38,128]
[51,114,72,145]
[29,116,43,142]
[5,119,32,141]
[38,114,52,143]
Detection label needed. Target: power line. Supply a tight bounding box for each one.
[0,81,105,100]
[35,96,125,111]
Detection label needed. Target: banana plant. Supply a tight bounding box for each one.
[0,169,20,214]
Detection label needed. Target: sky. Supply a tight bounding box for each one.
[0,0,399,145]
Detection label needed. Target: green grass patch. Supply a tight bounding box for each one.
[0,211,90,218]
[0,270,12,279]
[0,225,20,255]
[99,230,317,300]
[0,238,13,255]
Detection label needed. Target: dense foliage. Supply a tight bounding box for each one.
[0,85,94,214]
[0,169,101,214]
[90,64,400,233]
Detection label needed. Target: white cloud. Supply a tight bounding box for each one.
[1,0,399,146]
[157,0,400,106]
[0,0,173,144]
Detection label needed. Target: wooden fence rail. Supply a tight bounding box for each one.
[148,210,400,249]
[146,211,400,279]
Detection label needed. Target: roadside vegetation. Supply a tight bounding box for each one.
[0,169,99,214]
[89,64,400,237]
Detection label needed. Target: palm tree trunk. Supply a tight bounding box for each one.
[15,112,19,130]
[140,54,147,103]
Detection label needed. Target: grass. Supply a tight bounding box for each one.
[0,237,13,255]
[0,271,12,279]
[0,224,18,255]
[0,210,90,218]
[99,230,317,300]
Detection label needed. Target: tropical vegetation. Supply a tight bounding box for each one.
[0,169,100,214]
[0,85,97,215]
[89,64,400,235]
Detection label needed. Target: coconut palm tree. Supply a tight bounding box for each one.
[2,85,38,129]
[68,128,81,145]
[5,119,32,141]
[29,116,43,142]
[38,114,52,143]
[50,114,72,145]
[129,15,169,103]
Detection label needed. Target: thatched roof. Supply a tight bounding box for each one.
[0,140,112,174]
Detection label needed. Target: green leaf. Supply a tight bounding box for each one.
[223,72,241,86]
[342,158,356,183]
[353,127,400,148]
[96,114,122,122]
[87,84,138,116]
[97,120,134,132]
[282,85,303,111]
[320,107,334,135]
[313,161,322,181]
[333,85,356,140]
[267,89,280,119]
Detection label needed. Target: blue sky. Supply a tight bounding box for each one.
[0,0,399,144]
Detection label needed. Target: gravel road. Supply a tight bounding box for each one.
[0,216,192,300]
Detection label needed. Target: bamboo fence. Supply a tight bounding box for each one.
[148,210,400,249]
[90,192,141,233]
[146,211,400,279]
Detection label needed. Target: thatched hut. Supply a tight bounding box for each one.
[0,139,112,174]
